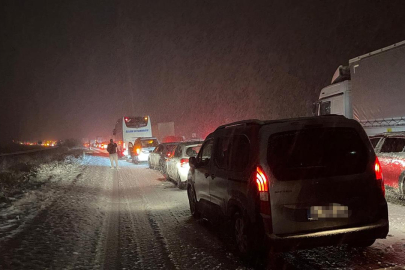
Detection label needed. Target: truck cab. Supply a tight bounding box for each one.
[314,65,352,118]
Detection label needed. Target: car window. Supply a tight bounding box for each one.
[197,139,213,165]
[141,139,159,148]
[214,136,232,169]
[174,146,182,157]
[267,127,368,181]
[319,101,331,115]
[155,145,163,153]
[165,144,177,153]
[229,135,250,171]
[369,137,381,149]
[185,145,201,157]
[380,138,405,153]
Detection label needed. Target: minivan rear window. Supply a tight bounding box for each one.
[267,128,368,181]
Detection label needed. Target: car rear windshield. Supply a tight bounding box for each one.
[141,139,159,148]
[164,144,177,152]
[267,127,368,181]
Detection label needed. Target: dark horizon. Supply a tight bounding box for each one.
[1,0,405,143]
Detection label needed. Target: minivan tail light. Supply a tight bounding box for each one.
[375,157,385,197]
[135,148,141,155]
[256,166,268,193]
[256,166,271,216]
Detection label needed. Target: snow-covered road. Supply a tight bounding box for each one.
[1,151,405,269]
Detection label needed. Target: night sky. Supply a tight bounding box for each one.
[1,0,405,143]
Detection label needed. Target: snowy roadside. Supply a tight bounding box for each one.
[0,149,86,243]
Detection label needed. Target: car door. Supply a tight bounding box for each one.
[210,134,231,213]
[152,145,163,167]
[193,138,214,209]
[379,137,405,188]
[168,145,179,178]
[167,146,177,178]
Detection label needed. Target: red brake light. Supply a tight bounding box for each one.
[375,157,385,197]
[124,117,129,122]
[255,166,271,216]
[256,166,268,192]
[375,157,383,180]
[136,148,140,155]
[180,158,189,167]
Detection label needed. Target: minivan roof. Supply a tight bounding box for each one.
[215,115,348,131]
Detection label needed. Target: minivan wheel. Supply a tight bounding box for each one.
[233,212,254,259]
[187,185,200,218]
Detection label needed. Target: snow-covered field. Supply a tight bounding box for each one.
[0,151,404,269]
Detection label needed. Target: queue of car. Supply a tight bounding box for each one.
[124,115,390,260]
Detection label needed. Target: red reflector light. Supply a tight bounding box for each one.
[375,157,385,197]
[180,158,189,167]
[256,166,268,192]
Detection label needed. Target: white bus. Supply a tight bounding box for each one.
[113,116,152,157]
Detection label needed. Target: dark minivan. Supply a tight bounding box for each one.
[187,116,388,257]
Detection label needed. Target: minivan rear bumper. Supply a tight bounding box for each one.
[267,219,389,251]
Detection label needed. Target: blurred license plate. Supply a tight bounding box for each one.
[307,203,349,220]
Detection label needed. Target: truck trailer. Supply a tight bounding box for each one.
[314,40,405,135]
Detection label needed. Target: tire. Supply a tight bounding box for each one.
[177,172,184,189]
[132,156,139,164]
[159,159,165,173]
[348,239,376,248]
[233,212,257,260]
[399,175,405,199]
[187,185,200,218]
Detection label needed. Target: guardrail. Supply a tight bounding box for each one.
[0,147,57,157]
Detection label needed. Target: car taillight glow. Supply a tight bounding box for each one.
[256,166,268,192]
[180,158,189,168]
[256,166,271,215]
[375,157,385,197]
[136,148,141,155]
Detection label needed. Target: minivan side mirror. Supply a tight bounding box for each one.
[189,157,197,168]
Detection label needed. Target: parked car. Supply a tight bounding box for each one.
[187,116,388,258]
[370,132,405,196]
[131,137,159,164]
[148,143,179,172]
[166,141,203,188]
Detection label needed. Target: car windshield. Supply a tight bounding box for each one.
[267,127,368,181]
